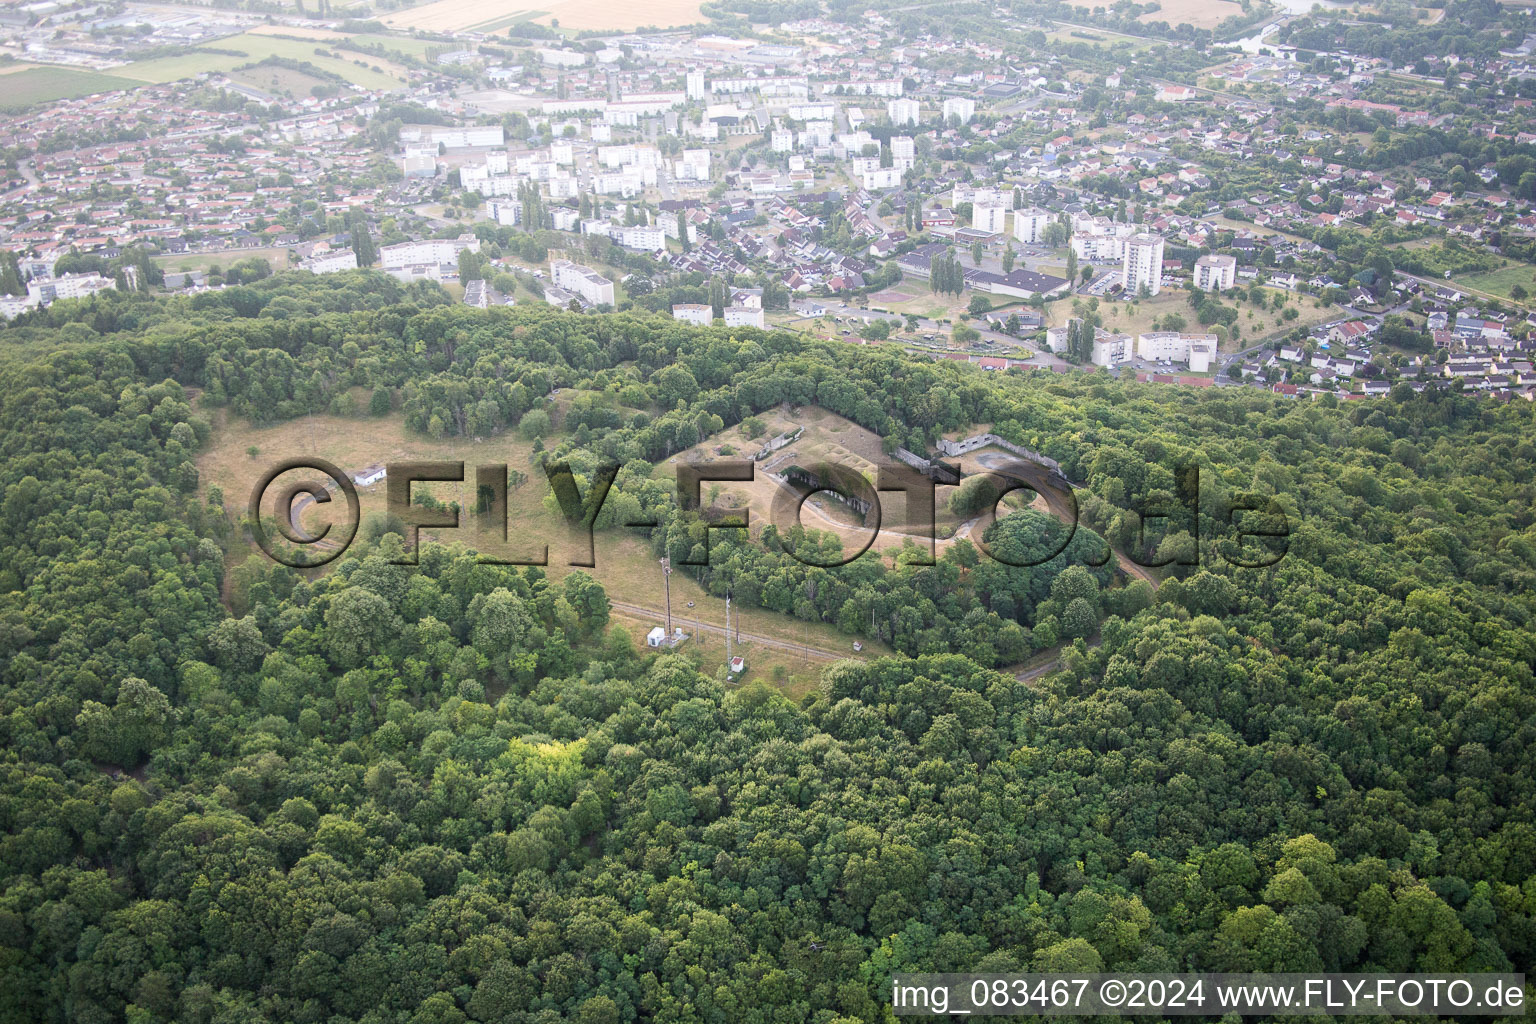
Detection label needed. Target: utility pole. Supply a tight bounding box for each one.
[725,592,732,667]
[659,558,672,637]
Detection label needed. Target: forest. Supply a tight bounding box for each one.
[0,272,1533,1023]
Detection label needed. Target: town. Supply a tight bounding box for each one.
[0,0,1533,400]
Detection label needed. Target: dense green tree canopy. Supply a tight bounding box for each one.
[0,272,1532,1023]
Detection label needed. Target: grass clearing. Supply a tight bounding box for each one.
[1046,287,1347,352]
[228,61,334,98]
[197,399,881,697]
[154,246,297,275]
[0,66,140,109]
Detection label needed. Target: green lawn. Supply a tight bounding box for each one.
[116,33,406,90]
[0,66,141,110]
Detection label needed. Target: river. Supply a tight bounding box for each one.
[1231,0,1358,53]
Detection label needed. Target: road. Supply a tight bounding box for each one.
[608,599,863,663]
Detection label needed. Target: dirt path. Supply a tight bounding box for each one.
[609,599,861,662]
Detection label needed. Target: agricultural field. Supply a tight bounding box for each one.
[1060,0,1246,31]
[381,0,703,33]
[243,24,351,40]
[114,32,407,90]
[0,66,141,110]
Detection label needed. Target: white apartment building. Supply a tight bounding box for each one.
[1122,232,1165,296]
[787,102,835,120]
[846,79,903,97]
[404,126,505,149]
[1091,331,1135,367]
[686,71,707,100]
[672,303,712,325]
[596,171,644,197]
[1071,215,1135,261]
[1194,253,1238,291]
[615,225,666,252]
[771,129,794,153]
[674,149,711,181]
[538,47,588,67]
[1045,320,1078,354]
[1012,207,1051,244]
[891,135,916,162]
[0,296,36,319]
[723,305,765,328]
[972,203,1007,233]
[658,210,700,243]
[964,190,1009,234]
[942,97,976,123]
[550,259,615,306]
[802,121,835,148]
[1138,331,1217,372]
[488,200,522,227]
[380,235,480,271]
[27,272,115,303]
[862,167,902,190]
[887,97,921,126]
[299,249,358,274]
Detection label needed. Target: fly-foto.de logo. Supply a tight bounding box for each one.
[247,455,1290,571]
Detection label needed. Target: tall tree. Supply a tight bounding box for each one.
[349,211,377,267]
